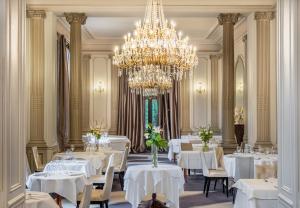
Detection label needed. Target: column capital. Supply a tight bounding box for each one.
[255,12,275,21]
[210,54,222,60]
[64,13,87,25]
[27,10,46,19]
[217,13,240,25]
[82,54,91,60]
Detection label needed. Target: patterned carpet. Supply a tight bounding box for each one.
[64,153,233,208]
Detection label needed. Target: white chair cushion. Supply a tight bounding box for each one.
[90,175,105,184]
[207,169,228,178]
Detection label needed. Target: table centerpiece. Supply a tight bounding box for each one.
[199,126,213,152]
[144,123,168,168]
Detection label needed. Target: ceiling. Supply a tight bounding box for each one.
[28,0,276,52]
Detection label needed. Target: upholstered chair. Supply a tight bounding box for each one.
[90,154,114,186]
[31,146,45,172]
[201,152,229,197]
[114,147,129,190]
[77,166,114,208]
[180,143,193,151]
[77,184,92,208]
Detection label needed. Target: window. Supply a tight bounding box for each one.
[144,97,159,128]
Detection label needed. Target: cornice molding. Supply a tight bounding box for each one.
[217,13,240,25]
[26,10,46,18]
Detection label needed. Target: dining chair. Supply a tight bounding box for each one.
[212,147,226,190]
[78,166,114,208]
[180,143,193,151]
[32,146,45,172]
[200,152,229,197]
[114,147,129,190]
[255,162,277,179]
[90,154,114,186]
[77,184,93,208]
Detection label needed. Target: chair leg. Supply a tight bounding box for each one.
[225,177,229,197]
[100,201,104,208]
[214,179,218,190]
[206,178,211,197]
[232,187,237,204]
[76,201,80,208]
[118,171,125,190]
[203,177,207,193]
[105,200,109,208]
[222,178,225,193]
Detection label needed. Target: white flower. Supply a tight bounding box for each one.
[144,133,149,138]
[154,127,161,133]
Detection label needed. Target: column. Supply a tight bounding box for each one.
[242,35,248,143]
[210,54,221,133]
[255,12,274,147]
[26,10,58,170]
[65,13,87,147]
[217,13,240,151]
[82,54,91,133]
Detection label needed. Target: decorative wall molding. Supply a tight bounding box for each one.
[89,55,112,131]
[0,0,26,207]
[277,0,300,207]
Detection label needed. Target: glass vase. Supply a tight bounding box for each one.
[202,142,209,152]
[151,144,158,168]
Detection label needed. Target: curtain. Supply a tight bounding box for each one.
[57,34,70,152]
[117,75,145,153]
[159,81,181,141]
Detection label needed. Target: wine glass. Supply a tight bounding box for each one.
[70,144,75,152]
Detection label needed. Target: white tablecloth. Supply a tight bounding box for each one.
[168,137,221,160]
[124,164,185,208]
[44,160,96,178]
[177,151,216,170]
[224,153,278,178]
[83,135,130,151]
[26,172,87,204]
[233,179,278,208]
[53,152,107,171]
[25,191,59,208]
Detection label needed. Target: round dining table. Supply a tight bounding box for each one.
[26,171,88,205]
[124,164,185,208]
[25,191,59,208]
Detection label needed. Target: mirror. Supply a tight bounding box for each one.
[234,56,247,145]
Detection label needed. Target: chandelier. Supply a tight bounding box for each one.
[113,0,198,95]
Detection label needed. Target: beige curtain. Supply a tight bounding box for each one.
[159,81,181,140]
[117,75,145,153]
[57,34,70,152]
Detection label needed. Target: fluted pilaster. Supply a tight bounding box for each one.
[218,13,240,151]
[64,13,87,146]
[27,10,46,146]
[82,54,91,133]
[210,54,221,132]
[255,12,274,147]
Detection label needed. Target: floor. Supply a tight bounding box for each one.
[63,153,233,208]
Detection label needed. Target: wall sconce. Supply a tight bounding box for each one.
[237,81,244,93]
[94,81,105,94]
[196,82,206,94]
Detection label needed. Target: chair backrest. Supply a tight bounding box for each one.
[102,166,114,200]
[214,147,225,169]
[189,139,202,144]
[255,162,277,179]
[104,155,114,180]
[32,146,43,171]
[180,143,193,151]
[79,184,93,208]
[234,157,254,181]
[119,147,129,171]
[200,152,210,177]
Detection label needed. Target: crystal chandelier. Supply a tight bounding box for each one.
[113,0,198,95]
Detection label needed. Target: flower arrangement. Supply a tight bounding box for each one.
[144,123,168,167]
[199,126,213,151]
[89,121,104,140]
[144,123,168,150]
[234,107,244,124]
